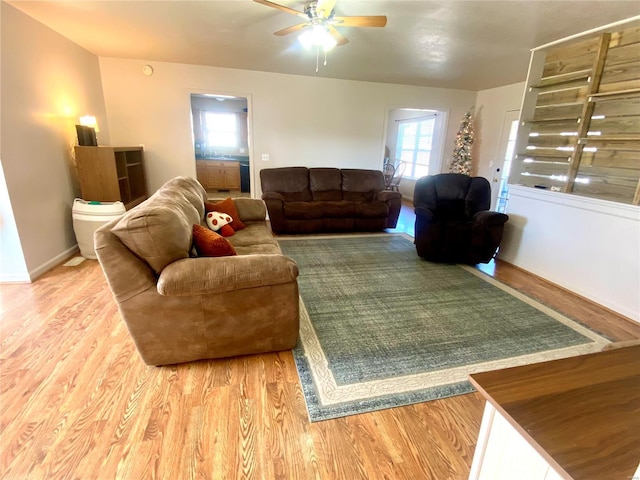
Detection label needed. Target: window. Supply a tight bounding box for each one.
[396,115,437,178]
[203,112,237,147]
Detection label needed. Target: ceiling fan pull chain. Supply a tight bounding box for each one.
[316,46,319,73]
[324,49,328,66]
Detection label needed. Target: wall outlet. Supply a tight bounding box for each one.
[261,153,269,162]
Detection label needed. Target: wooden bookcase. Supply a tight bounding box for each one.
[74,146,148,209]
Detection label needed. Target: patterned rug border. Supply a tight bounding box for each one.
[279,233,611,422]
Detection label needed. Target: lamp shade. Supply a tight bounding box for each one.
[79,115,99,133]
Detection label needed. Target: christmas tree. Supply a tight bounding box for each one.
[450,109,475,175]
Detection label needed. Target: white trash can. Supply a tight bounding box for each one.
[72,198,126,259]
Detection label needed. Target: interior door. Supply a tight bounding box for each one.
[491,110,520,211]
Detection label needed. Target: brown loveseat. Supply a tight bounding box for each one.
[260,167,403,234]
[94,176,300,366]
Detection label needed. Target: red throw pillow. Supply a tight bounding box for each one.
[205,198,246,231]
[218,224,235,237]
[192,224,237,257]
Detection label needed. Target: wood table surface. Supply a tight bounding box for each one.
[469,344,640,480]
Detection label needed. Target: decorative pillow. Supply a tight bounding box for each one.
[192,224,237,257]
[205,211,235,237]
[205,198,246,231]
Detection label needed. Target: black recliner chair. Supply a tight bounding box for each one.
[413,173,509,264]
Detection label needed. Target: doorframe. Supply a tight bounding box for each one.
[186,89,254,198]
[491,109,520,211]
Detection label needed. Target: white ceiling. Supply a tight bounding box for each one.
[7,1,640,91]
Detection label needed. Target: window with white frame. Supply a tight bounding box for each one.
[203,112,237,147]
[396,114,440,178]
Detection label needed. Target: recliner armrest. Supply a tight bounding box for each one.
[157,255,299,296]
[414,206,436,222]
[473,210,509,227]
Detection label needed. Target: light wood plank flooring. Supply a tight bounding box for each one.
[2,202,639,479]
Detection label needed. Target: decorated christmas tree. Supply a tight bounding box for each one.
[450,109,475,175]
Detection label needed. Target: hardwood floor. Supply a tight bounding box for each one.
[2,202,639,479]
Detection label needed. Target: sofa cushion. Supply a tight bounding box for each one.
[342,169,385,202]
[228,223,280,249]
[284,201,323,219]
[310,168,343,201]
[316,200,355,218]
[158,176,208,218]
[205,198,246,231]
[233,197,267,221]
[112,194,201,275]
[260,167,312,202]
[343,190,376,202]
[354,201,389,218]
[192,224,237,257]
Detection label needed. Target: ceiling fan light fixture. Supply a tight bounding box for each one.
[299,25,337,51]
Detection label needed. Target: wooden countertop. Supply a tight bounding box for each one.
[469,344,640,480]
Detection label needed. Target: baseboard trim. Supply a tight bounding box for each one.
[28,244,80,282]
[0,273,31,283]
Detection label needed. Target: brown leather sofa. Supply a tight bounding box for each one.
[94,176,300,366]
[260,167,403,234]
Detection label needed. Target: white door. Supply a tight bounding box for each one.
[491,110,520,212]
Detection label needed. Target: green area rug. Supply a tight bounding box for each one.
[278,234,610,422]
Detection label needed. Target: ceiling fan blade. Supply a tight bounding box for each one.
[316,0,338,18]
[273,23,309,36]
[328,25,349,46]
[253,0,307,19]
[333,15,388,28]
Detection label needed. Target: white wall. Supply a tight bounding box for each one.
[500,186,640,322]
[1,3,110,280]
[99,58,477,198]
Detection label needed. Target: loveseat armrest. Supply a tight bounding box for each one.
[157,255,299,296]
[261,192,285,202]
[473,210,509,227]
[261,193,286,233]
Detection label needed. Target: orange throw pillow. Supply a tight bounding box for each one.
[205,198,246,231]
[192,224,237,257]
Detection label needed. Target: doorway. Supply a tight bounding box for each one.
[491,110,520,212]
[190,94,251,198]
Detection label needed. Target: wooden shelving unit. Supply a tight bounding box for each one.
[74,146,148,209]
[511,20,640,205]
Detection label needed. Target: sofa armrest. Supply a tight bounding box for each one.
[473,210,509,227]
[157,255,299,296]
[376,190,402,202]
[261,192,285,202]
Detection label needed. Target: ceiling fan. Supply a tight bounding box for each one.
[253,0,387,47]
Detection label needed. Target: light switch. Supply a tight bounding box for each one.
[262,153,269,162]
